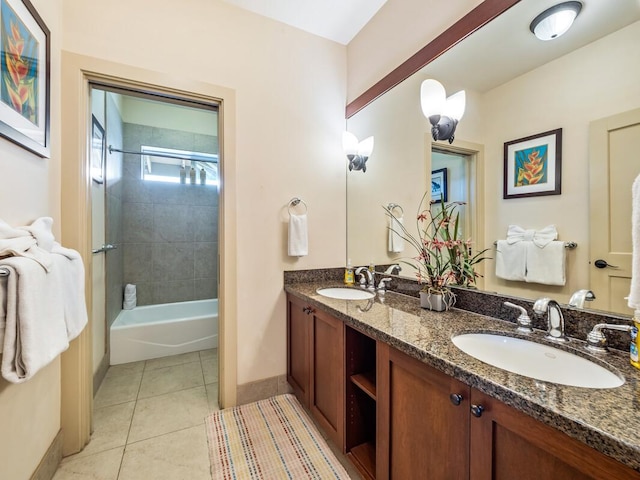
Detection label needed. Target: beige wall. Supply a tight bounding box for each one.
[0,0,63,478]
[62,0,347,385]
[346,0,482,102]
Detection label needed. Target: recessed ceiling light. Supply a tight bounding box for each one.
[530,1,582,41]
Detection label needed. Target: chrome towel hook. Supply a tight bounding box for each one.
[386,203,404,216]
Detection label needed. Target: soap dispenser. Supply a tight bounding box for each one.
[344,259,355,286]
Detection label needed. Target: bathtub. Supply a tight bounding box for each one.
[110,299,218,365]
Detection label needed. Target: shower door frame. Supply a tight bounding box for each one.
[61,51,238,455]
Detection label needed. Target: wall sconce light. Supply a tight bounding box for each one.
[420,79,466,144]
[343,132,374,172]
[530,1,582,41]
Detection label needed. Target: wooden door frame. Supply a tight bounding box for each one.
[60,51,238,455]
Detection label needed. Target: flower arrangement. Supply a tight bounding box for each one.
[385,192,490,309]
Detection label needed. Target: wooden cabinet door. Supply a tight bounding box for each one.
[286,295,311,407]
[377,343,470,480]
[469,389,640,480]
[310,308,345,449]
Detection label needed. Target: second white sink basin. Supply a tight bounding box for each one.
[452,333,624,389]
[316,287,375,300]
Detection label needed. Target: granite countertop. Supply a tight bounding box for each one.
[285,280,640,473]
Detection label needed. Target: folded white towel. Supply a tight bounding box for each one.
[51,242,88,341]
[525,240,566,286]
[629,174,640,309]
[0,217,54,271]
[288,213,308,257]
[388,216,405,253]
[506,224,558,248]
[495,240,527,281]
[0,256,70,383]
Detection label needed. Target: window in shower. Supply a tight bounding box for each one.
[140,145,219,186]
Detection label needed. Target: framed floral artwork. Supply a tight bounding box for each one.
[0,0,49,157]
[503,128,562,199]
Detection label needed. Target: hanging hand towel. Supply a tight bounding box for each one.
[629,174,640,309]
[0,217,54,271]
[495,240,527,281]
[525,241,566,286]
[288,213,308,257]
[388,216,405,253]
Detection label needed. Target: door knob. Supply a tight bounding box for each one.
[594,259,618,269]
[470,404,484,417]
[449,393,463,406]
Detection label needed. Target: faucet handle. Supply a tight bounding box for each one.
[503,301,533,333]
[586,323,633,353]
[377,277,392,293]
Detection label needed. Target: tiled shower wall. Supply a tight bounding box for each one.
[121,123,218,306]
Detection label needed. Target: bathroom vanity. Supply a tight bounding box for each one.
[285,279,640,479]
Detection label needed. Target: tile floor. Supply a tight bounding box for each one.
[53,349,218,480]
[53,349,361,480]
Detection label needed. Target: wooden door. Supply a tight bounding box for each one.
[286,295,311,407]
[310,309,345,449]
[589,108,640,314]
[469,388,640,480]
[377,344,470,480]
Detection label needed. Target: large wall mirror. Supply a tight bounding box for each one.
[346,0,640,316]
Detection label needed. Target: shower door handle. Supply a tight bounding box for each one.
[92,244,118,254]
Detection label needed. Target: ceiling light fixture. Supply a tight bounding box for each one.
[530,1,582,41]
[343,132,374,172]
[420,79,466,144]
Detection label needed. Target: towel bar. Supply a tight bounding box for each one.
[493,240,577,249]
[0,267,9,277]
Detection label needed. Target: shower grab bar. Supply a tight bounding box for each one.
[0,267,9,277]
[92,244,118,254]
[108,146,218,164]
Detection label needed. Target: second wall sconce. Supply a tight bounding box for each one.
[343,131,374,173]
[420,79,466,144]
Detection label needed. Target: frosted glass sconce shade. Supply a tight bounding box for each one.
[343,131,374,173]
[420,79,466,144]
[530,1,582,41]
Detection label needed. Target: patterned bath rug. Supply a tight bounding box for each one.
[205,393,351,479]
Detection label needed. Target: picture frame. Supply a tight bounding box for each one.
[0,0,50,157]
[91,115,105,184]
[431,167,448,203]
[503,128,562,199]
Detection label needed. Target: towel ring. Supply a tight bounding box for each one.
[387,203,404,215]
[288,197,308,215]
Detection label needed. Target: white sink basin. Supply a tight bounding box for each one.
[316,287,375,300]
[452,333,624,389]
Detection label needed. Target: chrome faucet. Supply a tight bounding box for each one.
[568,289,596,308]
[533,297,569,342]
[385,264,401,275]
[355,266,375,290]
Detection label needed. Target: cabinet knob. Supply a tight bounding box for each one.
[449,393,463,406]
[470,404,485,418]
[302,306,315,315]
